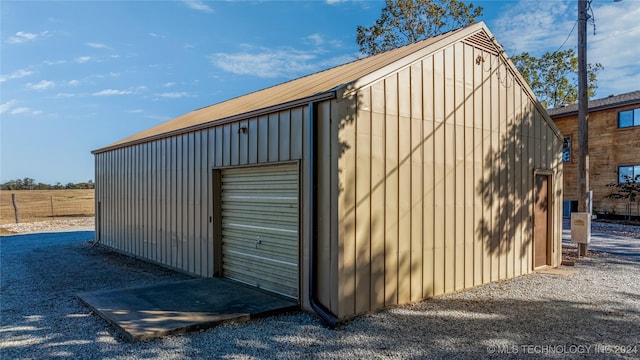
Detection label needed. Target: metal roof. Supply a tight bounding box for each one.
[94,22,506,153]
[546,90,640,118]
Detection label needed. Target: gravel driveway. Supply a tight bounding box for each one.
[1,227,639,359]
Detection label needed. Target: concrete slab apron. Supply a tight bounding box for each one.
[78,278,298,342]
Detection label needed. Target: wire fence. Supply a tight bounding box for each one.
[0,190,94,224]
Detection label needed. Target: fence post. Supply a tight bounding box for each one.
[12,193,19,224]
[50,195,55,219]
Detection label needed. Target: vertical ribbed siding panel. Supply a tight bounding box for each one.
[370,80,386,310]
[338,94,356,317]
[409,62,424,303]
[463,44,475,289]
[119,147,124,249]
[231,122,239,166]
[489,52,501,282]
[194,132,202,275]
[397,67,412,305]
[185,133,193,273]
[317,101,333,310]
[330,100,340,315]
[257,116,268,163]
[481,52,493,285]
[498,62,508,281]
[300,104,310,311]
[280,111,291,161]
[422,55,435,298]
[513,82,528,276]
[209,128,216,276]
[443,45,456,294]
[161,138,168,265]
[472,47,484,287]
[268,113,279,162]
[355,87,372,314]
[432,50,446,296]
[453,42,465,292]
[290,108,303,160]
[506,76,516,280]
[384,73,399,307]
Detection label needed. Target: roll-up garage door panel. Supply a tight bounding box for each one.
[220,163,299,299]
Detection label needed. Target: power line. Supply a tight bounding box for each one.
[553,20,578,54]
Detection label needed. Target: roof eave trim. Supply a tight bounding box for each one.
[548,98,640,118]
[92,91,337,154]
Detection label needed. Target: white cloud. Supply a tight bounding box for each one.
[86,42,109,49]
[209,47,321,78]
[0,101,42,116]
[67,80,80,86]
[10,107,31,115]
[27,80,55,90]
[305,34,325,46]
[6,30,50,44]
[56,93,76,98]
[92,89,133,96]
[43,59,66,66]
[0,69,33,82]
[587,1,640,96]
[493,0,574,56]
[76,56,92,63]
[128,109,144,113]
[164,82,176,87]
[157,92,192,98]
[183,0,213,13]
[1,100,17,114]
[491,0,639,98]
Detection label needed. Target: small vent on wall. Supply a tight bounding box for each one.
[462,31,499,55]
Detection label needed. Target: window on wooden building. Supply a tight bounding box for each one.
[618,108,640,128]
[562,137,571,162]
[618,165,640,184]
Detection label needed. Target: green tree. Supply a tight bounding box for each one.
[605,174,640,221]
[356,0,483,56]
[511,49,603,109]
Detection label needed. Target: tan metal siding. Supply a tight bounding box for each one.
[95,106,307,277]
[334,42,563,318]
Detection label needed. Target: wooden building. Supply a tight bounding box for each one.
[548,90,640,219]
[93,22,563,323]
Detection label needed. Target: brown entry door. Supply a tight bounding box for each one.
[534,174,550,268]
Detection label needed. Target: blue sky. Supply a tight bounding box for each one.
[1,0,638,184]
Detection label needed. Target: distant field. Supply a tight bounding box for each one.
[0,189,94,225]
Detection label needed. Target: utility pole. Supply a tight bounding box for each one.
[577,0,590,256]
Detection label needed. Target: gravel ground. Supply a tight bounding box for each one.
[0,218,94,235]
[1,225,639,359]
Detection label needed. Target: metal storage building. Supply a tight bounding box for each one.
[93,22,563,323]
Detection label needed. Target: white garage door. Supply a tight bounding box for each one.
[220,163,299,298]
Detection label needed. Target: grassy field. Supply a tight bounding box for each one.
[0,189,94,225]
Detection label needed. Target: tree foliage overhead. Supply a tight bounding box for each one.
[511,49,603,109]
[356,0,483,56]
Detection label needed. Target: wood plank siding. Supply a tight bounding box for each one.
[329,41,563,318]
[551,100,640,216]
